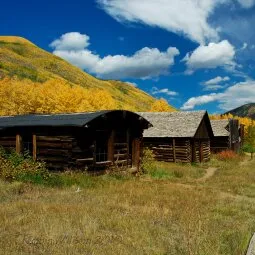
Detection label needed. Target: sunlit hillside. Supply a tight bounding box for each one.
[0,36,174,113]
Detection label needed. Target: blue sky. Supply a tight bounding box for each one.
[1,0,255,113]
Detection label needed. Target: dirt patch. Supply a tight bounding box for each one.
[197,167,217,182]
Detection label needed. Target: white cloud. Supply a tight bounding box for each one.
[218,81,255,110]
[152,87,178,96]
[241,42,248,50]
[237,0,255,8]
[181,93,220,110]
[203,76,230,85]
[184,40,236,72]
[203,85,225,91]
[181,80,255,110]
[97,0,227,44]
[201,76,230,91]
[50,32,180,80]
[50,32,90,51]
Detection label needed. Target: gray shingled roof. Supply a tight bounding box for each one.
[210,119,229,137]
[138,111,210,138]
[0,110,150,129]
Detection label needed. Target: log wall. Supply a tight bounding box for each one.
[0,136,16,151]
[144,138,192,163]
[201,140,210,162]
[193,140,210,163]
[144,138,210,163]
[35,131,133,170]
[36,135,75,169]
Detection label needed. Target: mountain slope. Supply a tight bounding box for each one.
[0,36,157,111]
[225,103,255,120]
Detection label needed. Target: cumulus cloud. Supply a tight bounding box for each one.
[50,32,179,80]
[181,80,255,110]
[184,40,236,72]
[203,76,230,85]
[50,32,90,51]
[181,93,220,110]
[152,87,178,96]
[97,0,227,44]
[237,0,255,8]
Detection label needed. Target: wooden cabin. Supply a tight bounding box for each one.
[138,111,214,163]
[0,110,151,171]
[210,119,244,153]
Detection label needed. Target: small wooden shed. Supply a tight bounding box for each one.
[138,111,214,163]
[210,119,244,153]
[0,110,151,171]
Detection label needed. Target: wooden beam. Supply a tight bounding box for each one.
[15,134,22,154]
[173,138,176,163]
[33,134,37,161]
[132,138,141,170]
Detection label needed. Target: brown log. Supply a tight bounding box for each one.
[37,156,69,162]
[37,136,74,142]
[16,134,22,154]
[37,148,70,156]
[0,141,16,146]
[95,161,113,166]
[37,142,72,149]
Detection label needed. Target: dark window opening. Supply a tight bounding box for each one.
[22,135,33,156]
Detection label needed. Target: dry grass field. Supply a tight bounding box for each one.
[0,156,255,254]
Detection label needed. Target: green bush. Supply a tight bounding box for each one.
[0,147,49,183]
[141,148,157,174]
[0,147,98,188]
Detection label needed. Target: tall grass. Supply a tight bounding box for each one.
[0,148,254,254]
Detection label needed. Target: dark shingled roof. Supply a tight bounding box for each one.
[0,110,150,129]
[138,111,212,138]
[210,119,229,137]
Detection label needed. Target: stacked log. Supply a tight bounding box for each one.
[201,140,210,162]
[194,141,200,163]
[113,142,131,167]
[144,139,192,163]
[36,136,74,169]
[175,140,191,163]
[0,136,16,150]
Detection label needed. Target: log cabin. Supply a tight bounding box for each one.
[210,119,244,153]
[0,110,151,171]
[138,111,214,163]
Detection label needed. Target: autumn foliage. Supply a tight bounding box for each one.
[216,150,240,161]
[150,98,176,112]
[0,78,117,115]
[210,113,255,136]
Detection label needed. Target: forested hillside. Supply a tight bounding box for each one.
[225,103,255,120]
[0,36,175,114]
